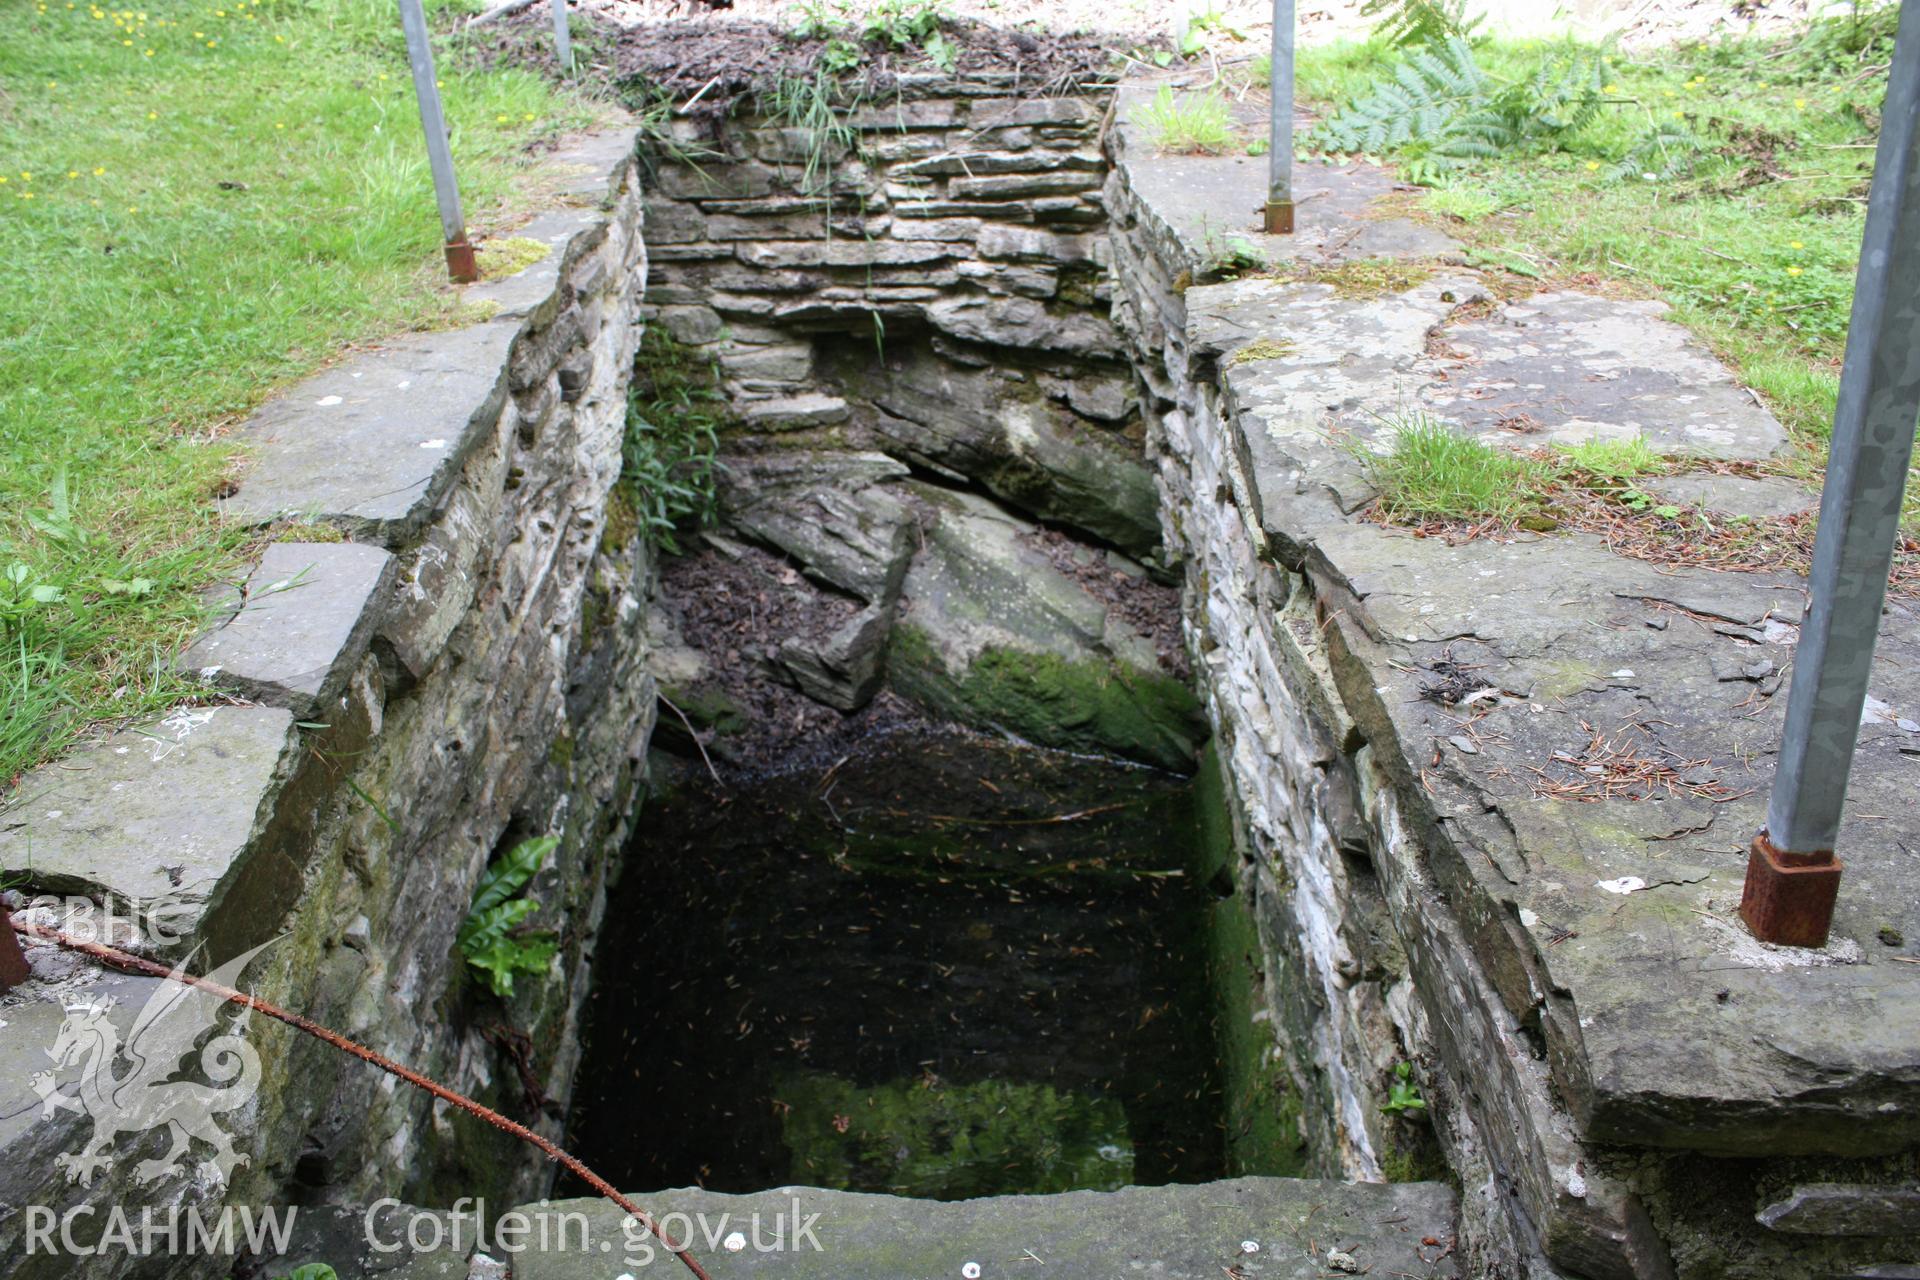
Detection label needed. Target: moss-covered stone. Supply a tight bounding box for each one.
[1195,747,1313,1178]
[888,624,1201,770]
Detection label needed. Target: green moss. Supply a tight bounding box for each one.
[886,626,1203,771]
[1228,338,1298,367]
[1196,747,1314,1178]
[777,1072,1134,1198]
[1307,256,1436,300]
[474,235,552,282]
[1378,1127,1451,1183]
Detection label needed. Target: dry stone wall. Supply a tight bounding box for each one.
[0,129,653,1278]
[1105,95,1920,1280]
[637,74,1164,560]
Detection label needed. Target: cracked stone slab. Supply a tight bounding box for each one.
[221,321,519,542]
[180,541,394,714]
[1189,266,1920,1156]
[1108,89,1457,274]
[1317,519,1919,1157]
[720,452,913,605]
[464,208,601,321]
[0,705,295,955]
[1422,294,1789,460]
[512,1178,1460,1280]
[1647,472,1819,518]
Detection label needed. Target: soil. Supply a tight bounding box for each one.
[655,540,929,779]
[1018,524,1189,679]
[465,7,1135,117]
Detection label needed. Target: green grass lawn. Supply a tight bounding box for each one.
[1291,3,1917,527]
[0,0,602,790]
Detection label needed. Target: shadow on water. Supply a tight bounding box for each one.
[563,724,1232,1200]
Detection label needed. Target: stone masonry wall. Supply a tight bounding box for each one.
[638,74,1165,561]
[0,129,653,1279]
[1105,90,1920,1280]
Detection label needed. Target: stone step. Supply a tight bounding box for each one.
[512,1178,1460,1280]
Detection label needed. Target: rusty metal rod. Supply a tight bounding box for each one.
[1745,0,1920,946]
[9,919,711,1280]
[398,0,479,283]
[1265,0,1296,235]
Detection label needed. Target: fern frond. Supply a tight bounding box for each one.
[1358,0,1484,48]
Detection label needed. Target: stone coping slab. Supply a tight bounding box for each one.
[180,541,395,714]
[513,1178,1461,1279]
[220,320,520,543]
[1108,84,1458,273]
[0,705,296,954]
[1187,266,1920,1155]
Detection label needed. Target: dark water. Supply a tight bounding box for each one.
[564,726,1227,1199]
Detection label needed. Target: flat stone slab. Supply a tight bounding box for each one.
[1188,266,1920,1155]
[180,541,394,713]
[1109,85,1457,272]
[465,208,599,321]
[513,1178,1460,1279]
[1427,294,1789,460]
[1647,472,1819,518]
[0,705,294,952]
[221,321,518,541]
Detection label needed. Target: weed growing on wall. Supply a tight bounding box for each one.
[1132,85,1239,155]
[621,329,724,555]
[458,835,560,999]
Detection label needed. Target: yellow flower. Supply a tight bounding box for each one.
[67,170,79,178]
[523,112,536,121]
[194,29,203,35]
[144,48,153,55]
[206,38,216,45]
[94,166,106,175]
[147,110,157,118]
[1789,240,1804,250]
[275,121,285,128]
[496,114,509,122]
[19,171,30,181]
[1787,266,1803,276]
[1794,97,1808,109]
[1662,88,1675,97]
[19,192,34,200]
[1603,83,1620,95]
[1673,110,1684,119]
[1585,160,1601,171]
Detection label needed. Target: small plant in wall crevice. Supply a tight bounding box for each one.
[1383,1060,1428,1115]
[458,835,561,999]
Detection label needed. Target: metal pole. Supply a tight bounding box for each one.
[398,0,478,283]
[1742,0,1920,948]
[548,0,574,75]
[1265,0,1296,234]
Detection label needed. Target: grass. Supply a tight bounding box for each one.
[1295,2,1918,532]
[0,0,604,792]
[1131,85,1239,155]
[1352,412,1553,526]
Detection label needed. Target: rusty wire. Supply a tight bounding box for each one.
[8,919,712,1280]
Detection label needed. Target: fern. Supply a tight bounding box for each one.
[1359,0,1482,47]
[1605,119,1704,183]
[1312,37,1492,158]
[1313,37,1606,179]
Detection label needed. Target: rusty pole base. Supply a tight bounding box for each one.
[1739,832,1842,948]
[1263,199,1296,235]
[0,905,31,994]
[444,236,479,284]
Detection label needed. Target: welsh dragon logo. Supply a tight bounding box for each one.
[29,941,273,1188]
